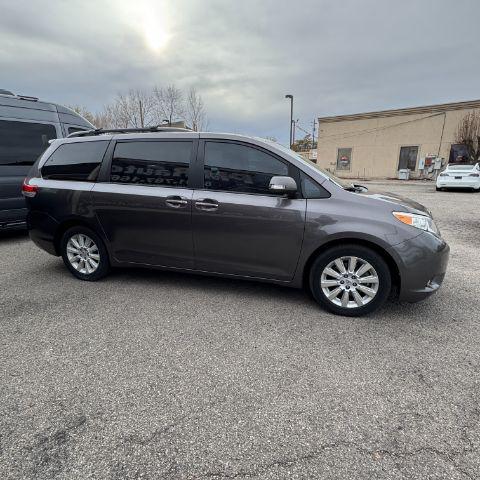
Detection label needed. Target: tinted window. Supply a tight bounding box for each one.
[204,142,288,194]
[110,141,192,187]
[449,144,470,164]
[0,120,57,166]
[42,141,108,181]
[300,172,330,199]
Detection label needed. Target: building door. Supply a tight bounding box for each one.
[398,146,419,170]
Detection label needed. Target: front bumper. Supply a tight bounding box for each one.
[388,232,450,303]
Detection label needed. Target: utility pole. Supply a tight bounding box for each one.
[292,119,299,146]
[311,119,317,150]
[285,94,293,148]
[139,99,144,128]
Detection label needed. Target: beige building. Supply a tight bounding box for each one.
[316,99,480,179]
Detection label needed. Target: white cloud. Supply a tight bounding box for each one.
[1,0,479,144]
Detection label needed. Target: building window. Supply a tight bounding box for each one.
[336,148,352,170]
[449,144,469,164]
[398,146,419,170]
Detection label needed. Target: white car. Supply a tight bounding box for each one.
[436,162,480,191]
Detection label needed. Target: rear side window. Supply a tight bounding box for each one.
[110,141,192,187]
[204,141,288,195]
[42,141,108,181]
[0,119,57,166]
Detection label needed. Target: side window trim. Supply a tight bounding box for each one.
[198,139,296,197]
[99,138,199,189]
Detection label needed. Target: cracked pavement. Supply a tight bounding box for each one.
[1,182,479,479]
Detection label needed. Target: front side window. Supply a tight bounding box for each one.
[336,147,352,171]
[42,141,108,181]
[110,141,192,187]
[0,119,57,166]
[204,141,288,194]
[398,146,418,170]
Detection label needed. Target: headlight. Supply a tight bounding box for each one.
[439,173,449,177]
[393,212,440,236]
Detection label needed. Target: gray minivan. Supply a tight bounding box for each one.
[0,89,93,229]
[24,127,449,316]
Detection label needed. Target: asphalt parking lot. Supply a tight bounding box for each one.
[1,181,479,480]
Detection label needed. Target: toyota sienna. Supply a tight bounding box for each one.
[23,127,449,316]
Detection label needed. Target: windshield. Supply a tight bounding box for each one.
[263,139,350,188]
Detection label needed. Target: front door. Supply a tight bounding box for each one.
[92,139,196,268]
[192,140,306,281]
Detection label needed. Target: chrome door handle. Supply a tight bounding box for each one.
[195,199,219,211]
[165,196,189,208]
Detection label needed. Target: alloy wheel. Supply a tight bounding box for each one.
[66,233,100,275]
[320,256,379,309]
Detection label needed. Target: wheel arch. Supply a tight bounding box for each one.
[301,238,401,296]
[53,218,100,255]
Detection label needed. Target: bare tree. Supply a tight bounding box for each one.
[68,105,114,129]
[455,111,480,163]
[153,85,184,126]
[70,85,208,131]
[93,108,116,129]
[112,89,156,128]
[185,87,207,131]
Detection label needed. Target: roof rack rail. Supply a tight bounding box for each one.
[17,94,38,102]
[67,125,190,138]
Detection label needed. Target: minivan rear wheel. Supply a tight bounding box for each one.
[60,226,110,281]
[309,245,391,317]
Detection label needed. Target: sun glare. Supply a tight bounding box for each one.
[143,19,170,52]
[118,0,171,53]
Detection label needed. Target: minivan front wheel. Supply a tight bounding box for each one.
[60,226,110,281]
[309,245,391,317]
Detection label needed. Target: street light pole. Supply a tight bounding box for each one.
[285,94,293,148]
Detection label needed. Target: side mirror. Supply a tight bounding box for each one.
[269,176,297,194]
[352,183,368,192]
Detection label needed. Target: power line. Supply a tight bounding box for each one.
[317,112,445,141]
[295,123,311,136]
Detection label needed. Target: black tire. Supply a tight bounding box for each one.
[436,187,442,191]
[309,244,391,317]
[60,226,110,281]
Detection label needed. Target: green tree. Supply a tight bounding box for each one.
[291,134,317,152]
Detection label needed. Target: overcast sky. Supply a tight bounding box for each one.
[1,0,479,144]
